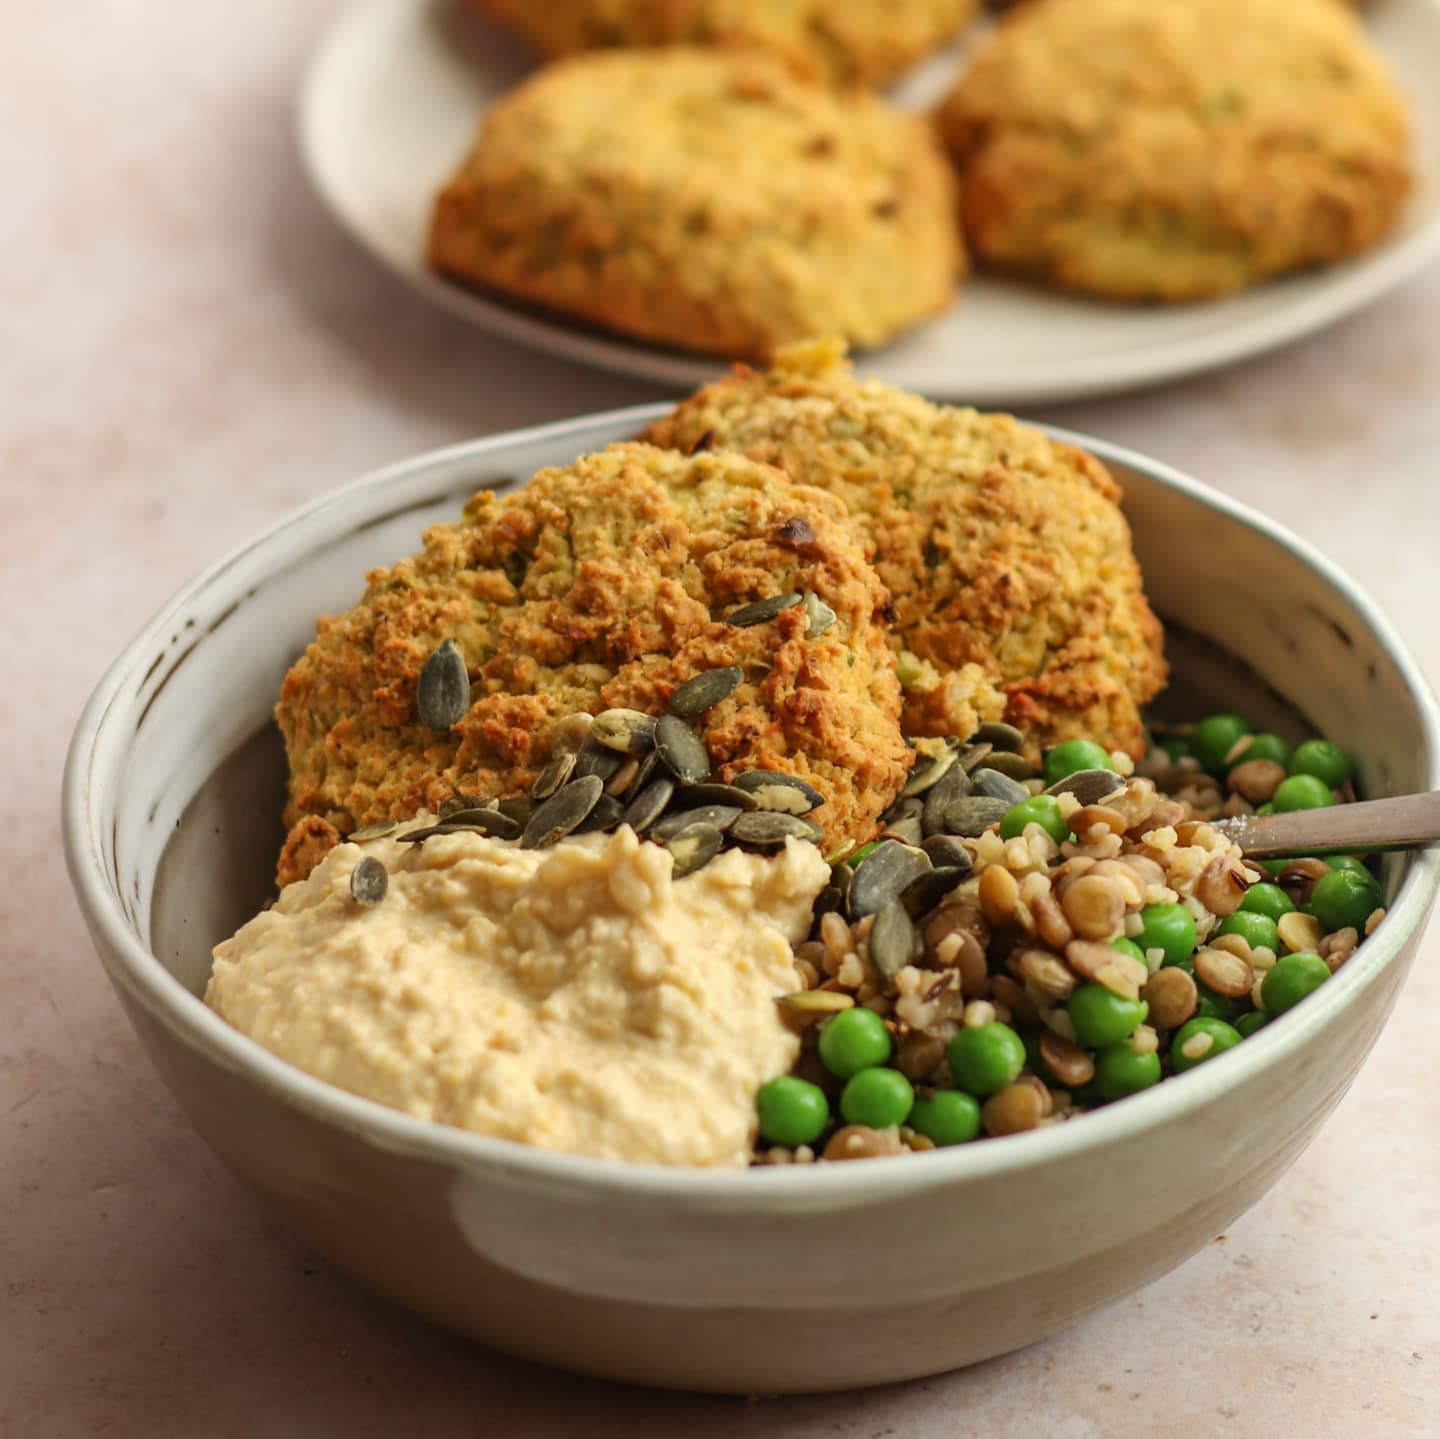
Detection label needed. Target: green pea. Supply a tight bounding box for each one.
[1229,732,1292,770]
[999,793,1070,845]
[756,1076,830,1147]
[1136,902,1198,967]
[1111,937,1148,964]
[1067,984,1149,1049]
[947,1022,1027,1097]
[818,1006,892,1079]
[1240,882,1295,921]
[1273,774,1334,812]
[1256,803,1278,818]
[1215,910,1280,953]
[1310,869,1382,933]
[1289,739,1355,789]
[1042,739,1115,786]
[1261,952,1331,1014]
[1325,855,1374,881]
[1159,736,1192,761]
[907,1089,982,1146]
[840,1067,914,1129]
[1171,1017,1243,1072]
[1191,713,1251,774]
[1094,1044,1163,1101]
[1235,1011,1270,1039]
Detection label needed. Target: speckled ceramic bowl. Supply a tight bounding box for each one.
[63,408,1440,1394]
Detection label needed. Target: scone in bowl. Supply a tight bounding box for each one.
[63,407,1440,1394]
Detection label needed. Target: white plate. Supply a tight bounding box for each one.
[299,0,1440,403]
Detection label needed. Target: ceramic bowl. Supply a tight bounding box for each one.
[63,407,1440,1394]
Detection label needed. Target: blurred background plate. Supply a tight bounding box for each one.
[300,0,1440,404]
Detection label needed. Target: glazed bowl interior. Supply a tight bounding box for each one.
[65,405,1440,1393]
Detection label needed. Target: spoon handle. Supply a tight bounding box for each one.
[1214,791,1440,858]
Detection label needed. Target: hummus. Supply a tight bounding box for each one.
[206,823,827,1167]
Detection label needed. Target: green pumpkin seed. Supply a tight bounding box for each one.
[725,592,802,627]
[942,795,1011,837]
[573,735,625,782]
[979,749,1039,782]
[828,861,854,905]
[349,856,389,906]
[803,591,837,638]
[882,815,924,846]
[668,667,743,718]
[901,746,958,799]
[496,797,533,825]
[622,776,676,833]
[729,811,818,848]
[920,834,973,872]
[437,807,524,839]
[971,769,1031,807]
[650,804,742,840]
[901,866,968,920]
[730,770,824,814]
[348,820,397,842]
[849,840,933,918]
[868,900,919,982]
[669,782,759,812]
[1045,768,1126,806]
[438,796,480,820]
[550,713,594,755]
[416,639,470,733]
[957,741,995,774]
[778,989,855,1015]
[605,756,642,797]
[531,752,577,800]
[666,822,724,877]
[973,722,1027,753]
[811,885,846,923]
[592,708,658,754]
[922,769,973,837]
[521,775,604,849]
[655,714,711,784]
[575,793,625,834]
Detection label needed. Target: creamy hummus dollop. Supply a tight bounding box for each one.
[205,822,827,1167]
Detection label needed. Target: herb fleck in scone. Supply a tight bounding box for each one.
[276,442,911,883]
[938,0,1411,301]
[643,340,1166,758]
[467,0,979,88]
[428,49,963,361]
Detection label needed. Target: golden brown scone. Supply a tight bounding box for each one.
[642,339,1166,759]
[467,0,979,88]
[428,49,962,361]
[275,442,910,882]
[939,0,1410,301]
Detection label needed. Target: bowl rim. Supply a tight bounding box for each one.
[62,404,1440,1203]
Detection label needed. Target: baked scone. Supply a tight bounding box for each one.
[276,442,910,882]
[428,49,963,360]
[939,0,1411,301]
[467,0,979,88]
[643,339,1166,758]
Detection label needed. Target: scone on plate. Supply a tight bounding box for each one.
[428,48,963,360]
[466,0,980,89]
[276,442,911,883]
[643,339,1166,759]
[939,0,1411,301]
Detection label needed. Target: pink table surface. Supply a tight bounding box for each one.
[4,4,1439,1434]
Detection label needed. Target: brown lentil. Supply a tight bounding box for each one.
[983,1080,1049,1136]
[1278,858,1331,905]
[1195,854,1252,917]
[1229,758,1286,803]
[1142,966,1198,1029]
[1195,946,1254,999]
[1017,947,1079,1001]
[824,1125,899,1161]
[1278,910,1324,954]
[1071,803,1128,839]
[990,973,1039,1025]
[1060,873,1126,941]
[1039,1029,1095,1087]
[979,864,1020,925]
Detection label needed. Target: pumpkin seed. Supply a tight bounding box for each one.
[502,552,528,589]
[849,840,932,919]
[812,885,845,922]
[650,804,742,840]
[521,775,603,848]
[416,638,470,732]
[349,856,389,906]
[591,708,657,754]
[669,782,759,812]
[436,807,524,839]
[496,797,533,825]
[901,866,968,920]
[605,756,642,797]
[550,713,594,755]
[901,746,958,799]
[731,770,824,814]
[729,811,818,848]
[668,666,743,718]
[655,714,711,784]
[922,768,973,837]
[575,794,625,834]
[779,989,855,1015]
[1045,768,1126,806]
[979,749,1039,782]
[803,591,837,638]
[869,900,919,982]
[942,795,1011,837]
[348,821,397,842]
[957,741,995,774]
[666,822,724,877]
[882,815,924,846]
[973,722,1026,753]
[438,796,480,820]
[622,776,676,833]
[920,834,973,872]
[573,735,624,782]
[828,861,854,905]
[970,768,1030,807]
[531,751,577,800]
[725,592,802,627]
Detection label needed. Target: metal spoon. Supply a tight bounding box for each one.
[1212,793,1440,858]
